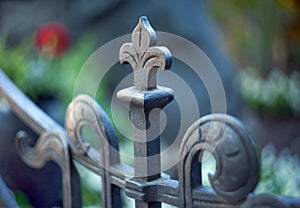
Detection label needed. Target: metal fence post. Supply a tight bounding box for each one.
[117,16,174,208]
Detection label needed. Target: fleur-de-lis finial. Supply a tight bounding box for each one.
[119,16,172,90]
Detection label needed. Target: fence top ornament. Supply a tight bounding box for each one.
[117,16,174,184]
[0,15,299,208]
[119,16,172,90]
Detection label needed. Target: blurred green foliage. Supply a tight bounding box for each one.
[0,34,99,105]
[13,191,32,208]
[256,144,300,197]
[210,0,300,73]
[209,0,300,115]
[239,68,300,115]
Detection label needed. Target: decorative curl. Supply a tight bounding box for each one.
[65,94,121,207]
[16,130,71,208]
[178,114,259,206]
[65,94,120,171]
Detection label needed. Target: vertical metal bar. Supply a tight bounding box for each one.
[118,87,174,207]
[131,98,171,208]
[131,105,161,181]
[118,16,173,207]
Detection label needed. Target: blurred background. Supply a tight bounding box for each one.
[0,0,299,207]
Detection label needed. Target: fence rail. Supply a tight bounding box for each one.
[0,16,300,208]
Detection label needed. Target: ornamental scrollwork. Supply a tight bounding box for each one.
[178,114,259,207]
[65,94,120,170]
[16,130,71,208]
[65,94,121,208]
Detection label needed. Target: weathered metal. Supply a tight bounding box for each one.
[0,16,300,208]
[0,69,73,208]
[66,94,122,208]
[118,16,173,208]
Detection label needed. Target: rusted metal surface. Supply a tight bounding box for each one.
[0,16,300,208]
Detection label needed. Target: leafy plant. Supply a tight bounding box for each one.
[255,144,300,197]
[239,68,300,116]
[0,32,98,105]
[209,0,300,116]
[13,191,32,208]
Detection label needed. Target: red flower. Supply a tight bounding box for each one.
[35,22,71,58]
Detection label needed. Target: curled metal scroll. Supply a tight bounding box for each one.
[178,114,259,207]
[65,94,120,169]
[65,94,121,208]
[16,130,71,208]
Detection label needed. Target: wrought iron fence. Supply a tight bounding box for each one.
[0,16,300,208]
